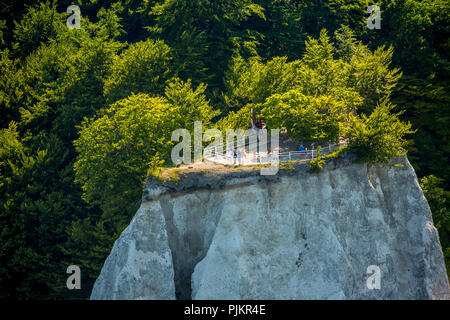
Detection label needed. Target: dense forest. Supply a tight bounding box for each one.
[0,0,448,299]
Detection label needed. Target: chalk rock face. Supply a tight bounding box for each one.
[90,202,175,300]
[91,154,450,300]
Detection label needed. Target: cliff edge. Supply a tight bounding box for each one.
[90,153,450,299]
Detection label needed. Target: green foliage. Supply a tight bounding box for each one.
[0,122,46,184]
[261,90,345,143]
[74,94,172,211]
[219,30,402,146]
[348,45,402,113]
[303,30,335,67]
[74,79,219,212]
[222,55,302,112]
[149,0,266,93]
[0,49,21,127]
[0,20,6,47]
[308,146,325,172]
[334,25,358,62]
[222,29,399,118]
[299,0,368,37]
[250,0,306,59]
[12,2,66,58]
[0,3,122,299]
[103,39,173,103]
[95,2,126,40]
[0,122,85,299]
[324,146,349,159]
[216,104,253,134]
[362,0,448,75]
[346,100,415,164]
[393,74,450,188]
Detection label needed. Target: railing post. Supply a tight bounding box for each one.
[289,152,291,161]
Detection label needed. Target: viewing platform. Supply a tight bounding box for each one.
[203,142,347,166]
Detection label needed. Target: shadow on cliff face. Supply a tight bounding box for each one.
[159,191,224,299]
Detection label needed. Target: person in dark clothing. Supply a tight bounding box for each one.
[299,144,306,156]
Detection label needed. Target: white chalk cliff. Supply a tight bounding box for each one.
[90,153,450,299]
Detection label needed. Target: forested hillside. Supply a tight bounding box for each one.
[0,0,448,299]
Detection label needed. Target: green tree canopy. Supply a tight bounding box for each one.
[261,90,346,143]
[103,39,173,103]
[74,79,219,213]
[346,100,415,164]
